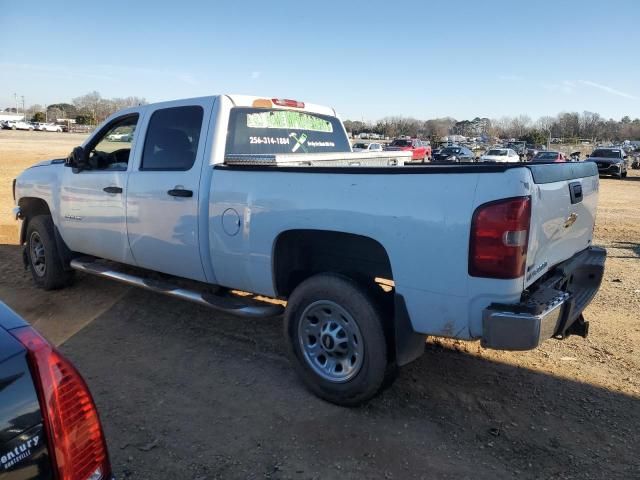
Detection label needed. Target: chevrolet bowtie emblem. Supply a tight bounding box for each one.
[564,212,578,228]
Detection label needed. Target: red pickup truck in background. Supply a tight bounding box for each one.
[384,138,431,161]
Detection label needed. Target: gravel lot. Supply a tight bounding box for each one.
[1,130,638,479]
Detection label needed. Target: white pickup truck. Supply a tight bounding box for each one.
[13,95,605,406]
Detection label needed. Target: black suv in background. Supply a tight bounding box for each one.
[586,148,628,179]
[0,302,113,479]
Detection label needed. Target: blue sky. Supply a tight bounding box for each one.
[1,0,639,121]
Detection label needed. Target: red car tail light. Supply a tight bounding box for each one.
[469,196,531,279]
[11,326,111,480]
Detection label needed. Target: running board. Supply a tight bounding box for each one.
[69,258,284,319]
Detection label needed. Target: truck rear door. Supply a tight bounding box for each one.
[126,98,214,281]
[524,162,600,287]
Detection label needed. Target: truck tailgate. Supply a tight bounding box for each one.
[525,162,599,287]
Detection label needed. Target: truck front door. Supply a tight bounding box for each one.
[58,113,141,263]
[125,100,212,281]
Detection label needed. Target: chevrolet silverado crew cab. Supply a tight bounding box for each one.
[13,94,605,406]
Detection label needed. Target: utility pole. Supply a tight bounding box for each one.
[14,93,18,113]
[21,96,25,118]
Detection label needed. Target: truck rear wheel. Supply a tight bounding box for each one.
[284,273,389,406]
[26,215,74,290]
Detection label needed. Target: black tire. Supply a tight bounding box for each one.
[284,273,390,406]
[26,215,74,290]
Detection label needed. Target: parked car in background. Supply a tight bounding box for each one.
[384,138,430,161]
[0,302,113,479]
[41,123,64,132]
[418,140,432,159]
[586,148,628,179]
[531,151,566,163]
[352,142,383,152]
[2,120,34,131]
[431,145,475,162]
[106,127,135,142]
[479,148,521,163]
[34,122,63,132]
[526,146,540,161]
[507,141,526,158]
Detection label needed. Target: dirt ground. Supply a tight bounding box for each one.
[0,130,638,479]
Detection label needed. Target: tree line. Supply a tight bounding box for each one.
[344,111,640,144]
[3,91,147,125]
[5,94,639,142]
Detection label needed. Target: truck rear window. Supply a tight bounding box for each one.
[225,108,350,155]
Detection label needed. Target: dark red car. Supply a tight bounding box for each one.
[531,151,566,163]
[384,138,431,161]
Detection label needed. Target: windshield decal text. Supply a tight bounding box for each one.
[246,111,333,133]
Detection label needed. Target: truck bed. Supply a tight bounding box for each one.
[209,159,599,340]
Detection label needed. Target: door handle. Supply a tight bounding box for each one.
[103,186,123,194]
[167,189,193,198]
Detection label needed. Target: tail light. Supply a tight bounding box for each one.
[11,326,111,480]
[272,98,305,108]
[469,196,531,279]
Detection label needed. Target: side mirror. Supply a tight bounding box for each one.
[585,154,590,158]
[66,146,87,171]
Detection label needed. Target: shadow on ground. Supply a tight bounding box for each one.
[607,241,640,259]
[60,288,639,480]
[0,244,129,344]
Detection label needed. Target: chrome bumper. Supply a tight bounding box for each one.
[481,246,606,351]
[482,291,569,350]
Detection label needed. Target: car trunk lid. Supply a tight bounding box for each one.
[0,330,52,478]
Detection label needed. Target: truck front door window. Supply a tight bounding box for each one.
[88,115,138,171]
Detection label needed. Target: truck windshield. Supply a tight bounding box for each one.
[225,108,350,155]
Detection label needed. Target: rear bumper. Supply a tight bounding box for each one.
[481,246,606,350]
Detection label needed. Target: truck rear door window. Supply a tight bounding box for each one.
[225,107,350,155]
[141,106,204,171]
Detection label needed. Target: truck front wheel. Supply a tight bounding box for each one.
[284,273,389,406]
[26,215,74,290]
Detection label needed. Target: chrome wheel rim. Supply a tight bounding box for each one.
[29,231,46,277]
[298,300,364,383]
